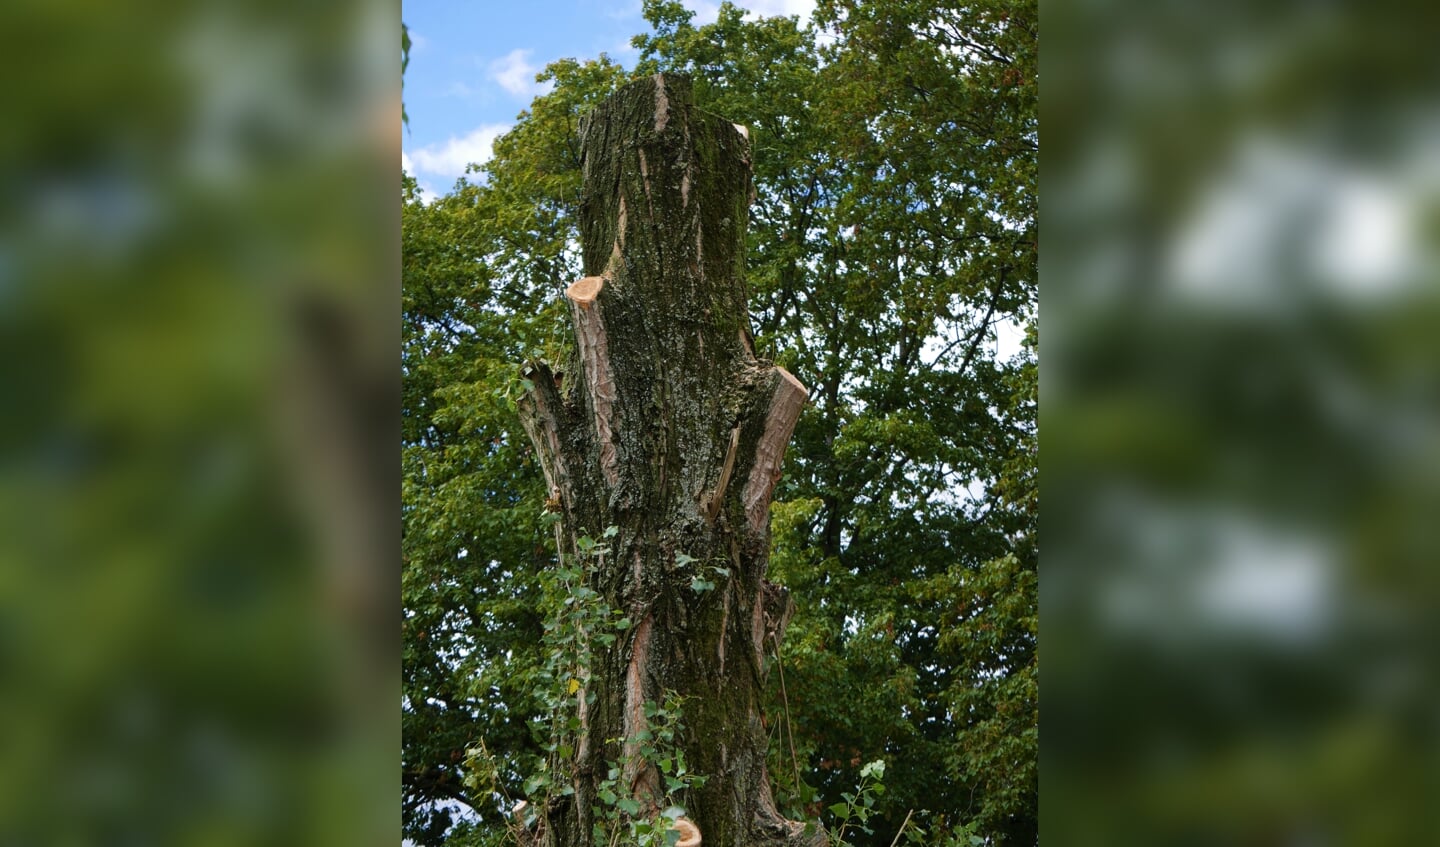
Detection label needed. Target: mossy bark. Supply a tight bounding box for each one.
[517,74,824,847]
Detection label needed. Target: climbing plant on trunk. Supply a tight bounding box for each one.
[515,74,823,847]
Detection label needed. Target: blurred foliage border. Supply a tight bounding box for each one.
[0,0,399,845]
[1046,0,1440,844]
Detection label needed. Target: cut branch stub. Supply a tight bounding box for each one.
[742,368,809,535]
[565,275,619,487]
[566,275,604,310]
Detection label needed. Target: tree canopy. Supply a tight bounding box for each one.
[402,2,1036,844]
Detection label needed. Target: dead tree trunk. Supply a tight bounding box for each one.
[517,74,823,847]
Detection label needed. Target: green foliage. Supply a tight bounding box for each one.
[827,760,888,843]
[402,2,1036,845]
[508,531,703,847]
[820,759,982,847]
[589,692,706,847]
[527,531,621,785]
[674,550,730,594]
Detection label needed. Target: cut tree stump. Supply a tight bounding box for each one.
[517,73,823,847]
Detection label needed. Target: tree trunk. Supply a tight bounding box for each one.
[517,74,823,847]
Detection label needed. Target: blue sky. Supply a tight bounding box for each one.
[401,0,816,199]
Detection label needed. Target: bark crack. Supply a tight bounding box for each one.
[717,579,731,673]
[702,425,741,525]
[623,614,658,800]
[638,149,652,204]
[617,193,627,248]
[654,74,670,133]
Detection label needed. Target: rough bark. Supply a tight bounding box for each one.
[517,74,824,847]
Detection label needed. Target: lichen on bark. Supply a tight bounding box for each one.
[518,73,823,847]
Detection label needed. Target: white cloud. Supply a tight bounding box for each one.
[406,123,510,184]
[684,1,722,23]
[744,0,816,18]
[683,0,814,23]
[401,150,442,204]
[400,151,437,204]
[489,49,550,99]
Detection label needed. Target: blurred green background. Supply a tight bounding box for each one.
[1046,0,1440,844]
[0,0,398,844]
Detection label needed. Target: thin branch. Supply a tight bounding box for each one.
[888,809,916,847]
[956,266,1007,377]
[924,265,1008,374]
[773,631,803,799]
